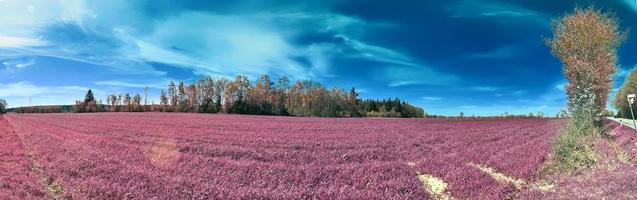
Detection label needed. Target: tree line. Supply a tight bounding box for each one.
[72,74,425,118]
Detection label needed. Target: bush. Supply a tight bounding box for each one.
[551,116,599,172]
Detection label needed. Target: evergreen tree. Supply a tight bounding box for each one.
[0,99,7,115]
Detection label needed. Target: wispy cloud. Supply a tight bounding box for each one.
[555,82,566,92]
[0,82,98,107]
[0,35,47,48]
[94,79,172,89]
[447,0,539,18]
[511,90,527,95]
[422,96,442,101]
[472,86,499,92]
[382,65,459,87]
[2,57,35,69]
[0,0,410,82]
[334,34,417,67]
[469,45,518,59]
[446,0,548,25]
[621,0,637,12]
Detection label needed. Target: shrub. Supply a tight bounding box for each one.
[550,112,599,172]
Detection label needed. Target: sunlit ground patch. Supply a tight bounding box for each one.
[27,151,65,198]
[468,163,526,189]
[530,181,556,193]
[148,137,180,167]
[406,161,453,200]
[417,173,453,200]
[608,141,632,164]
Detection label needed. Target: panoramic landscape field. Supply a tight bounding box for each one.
[3,0,637,199]
[1,113,565,199]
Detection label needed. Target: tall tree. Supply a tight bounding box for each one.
[225,75,250,113]
[160,89,169,112]
[273,76,290,115]
[82,89,96,112]
[213,77,228,112]
[144,87,150,106]
[123,93,131,112]
[186,83,198,112]
[109,94,118,112]
[347,88,361,117]
[178,81,186,112]
[168,81,178,112]
[547,7,626,122]
[252,74,273,114]
[0,99,7,115]
[132,94,143,112]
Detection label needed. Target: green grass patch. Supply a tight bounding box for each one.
[548,118,600,173]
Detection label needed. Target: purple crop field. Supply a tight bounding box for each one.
[2,113,565,199]
[0,117,47,199]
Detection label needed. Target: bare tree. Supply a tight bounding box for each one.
[160,89,169,112]
[144,87,150,106]
[123,93,131,112]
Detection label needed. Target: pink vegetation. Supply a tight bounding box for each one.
[604,120,637,159]
[0,116,47,199]
[4,113,564,199]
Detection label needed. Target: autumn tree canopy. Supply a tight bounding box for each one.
[546,7,626,121]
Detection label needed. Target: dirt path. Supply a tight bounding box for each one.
[0,115,48,199]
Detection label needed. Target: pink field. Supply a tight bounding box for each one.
[0,116,47,199]
[2,113,565,199]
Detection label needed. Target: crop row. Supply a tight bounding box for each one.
[0,117,47,199]
[5,113,565,199]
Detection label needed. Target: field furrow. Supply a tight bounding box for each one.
[5,113,565,199]
[0,116,48,199]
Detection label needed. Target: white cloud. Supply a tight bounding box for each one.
[383,65,459,87]
[110,12,317,79]
[0,0,432,85]
[622,0,637,12]
[0,0,92,42]
[511,90,527,95]
[2,57,35,69]
[422,96,442,101]
[0,82,99,107]
[94,79,172,89]
[16,59,35,69]
[472,86,499,92]
[388,81,421,87]
[555,82,566,91]
[446,0,548,26]
[448,0,539,18]
[335,34,417,67]
[0,35,47,48]
[470,45,517,59]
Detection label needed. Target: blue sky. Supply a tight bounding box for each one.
[0,0,636,116]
